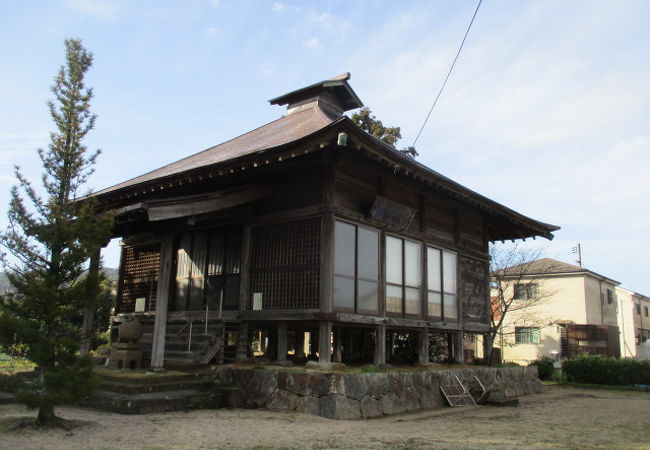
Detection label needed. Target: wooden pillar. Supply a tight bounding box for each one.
[277,321,287,362]
[374,325,386,365]
[239,225,251,313]
[295,331,305,358]
[150,236,174,371]
[236,322,249,361]
[318,321,332,363]
[418,328,429,365]
[333,327,342,363]
[454,330,465,364]
[80,249,101,356]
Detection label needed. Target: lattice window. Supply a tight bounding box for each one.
[117,243,161,313]
[250,218,321,310]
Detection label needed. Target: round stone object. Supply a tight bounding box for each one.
[118,319,143,342]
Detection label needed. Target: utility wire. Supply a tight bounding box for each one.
[412,0,484,147]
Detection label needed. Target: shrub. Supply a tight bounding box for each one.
[494,361,520,368]
[562,354,650,385]
[529,357,555,380]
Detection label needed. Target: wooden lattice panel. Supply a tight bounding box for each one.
[250,218,321,309]
[117,243,161,313]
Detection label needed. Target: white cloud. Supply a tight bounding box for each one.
[261,67,274,76]
[65,0,116,19]
[302,37,322,49]
[272,2,284,12]
[209,0,220,8]
[206,26,218,37]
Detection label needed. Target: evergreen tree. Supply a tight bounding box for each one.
[0,39,113,425]
[350,107,419,158]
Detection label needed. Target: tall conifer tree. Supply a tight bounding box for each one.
[0,39,113,424]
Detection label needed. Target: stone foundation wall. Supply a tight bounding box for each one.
[215,366,542,420]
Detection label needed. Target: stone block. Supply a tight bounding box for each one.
[246,369,278,408]
[320,394,361,420]
[380,392,405,415]
[400,389,420,411]
[295,395,320,415]
[310,373,332,398]
[280,371,311,396]
[342,373,369,400]
[360,395,383,419]
[366,373,389,398]
[267,390,299,411]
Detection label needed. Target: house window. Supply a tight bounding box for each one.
[334,221,379,313]
[385,236,422,315]
[645,306,649,317]
[426,247,457,319]
[515,327,541,344]
[607,289,614,305]
[636,303,641,315]
[513,283,538,300]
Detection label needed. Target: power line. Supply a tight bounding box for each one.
[412,0,484,147]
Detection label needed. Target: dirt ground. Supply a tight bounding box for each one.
[1,385,649,449]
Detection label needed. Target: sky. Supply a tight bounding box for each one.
[1,0,649,294]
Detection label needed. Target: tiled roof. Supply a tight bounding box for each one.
[94,106,336,196]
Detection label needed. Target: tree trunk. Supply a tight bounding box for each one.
[37,405,56,424]
[484,332,494,365]
[80,249,100,356]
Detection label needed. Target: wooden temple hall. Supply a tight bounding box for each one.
[92,73,558,370]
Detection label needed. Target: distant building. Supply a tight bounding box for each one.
[494,258,626,365]
[617,288,650,354]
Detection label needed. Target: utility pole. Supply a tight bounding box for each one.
[572,244,582,267]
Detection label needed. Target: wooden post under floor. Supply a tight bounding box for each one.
[295,330,305,358]
[150,236,174,371]
[277,321,287,362]
[374,325,386,365]
[418,328,429,365]
[454,330,465,364]
[236,322,249,361]
[318,321,332,363]
[333,327,342,363]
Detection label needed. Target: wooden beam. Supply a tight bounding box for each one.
[150,236,174,370]
[146,184,273,221]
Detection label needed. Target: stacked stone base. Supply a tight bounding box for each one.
[215,366,542,420]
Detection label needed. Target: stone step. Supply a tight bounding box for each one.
[98,378,214,396]
[164,359,206,370]
[84,385,244,414]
